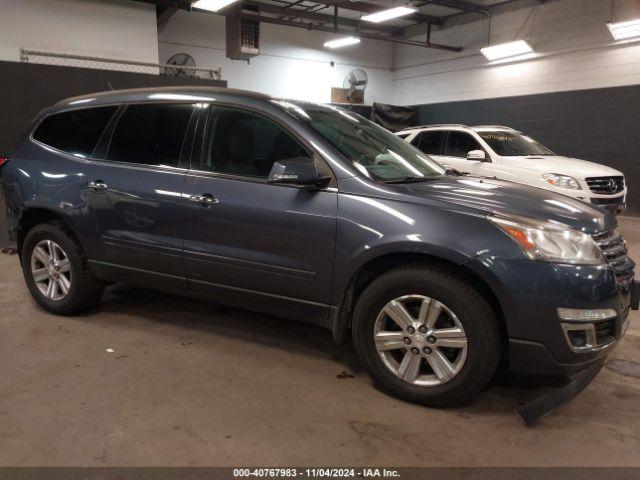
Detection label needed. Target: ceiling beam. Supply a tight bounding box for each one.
[441,0,552,21]
[423,0,488,13]
[310,1,444,26]
[137,0,194,9]
[157,6,180,31]
[241,13,462,51]
[243,1,390,32]
[400,0,550,41]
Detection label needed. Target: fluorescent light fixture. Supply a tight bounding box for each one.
[480,40,534,62]
[192,0,238,12]
[362,6,417,23]
[607,18,640,40]
[323,36,361,49]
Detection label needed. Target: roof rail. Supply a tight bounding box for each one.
[472,125,515,130]
[399,123,469,131]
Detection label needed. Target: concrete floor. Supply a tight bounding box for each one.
[1,220,640,467]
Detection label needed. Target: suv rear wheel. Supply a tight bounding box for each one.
[352,264,501,406]
[21,221,104,315]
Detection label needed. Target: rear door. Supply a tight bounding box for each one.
[86,102,196,288]
[182,105,338,320]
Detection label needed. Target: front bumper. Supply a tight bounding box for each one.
[466,257,636,376]
[590,196,626,216]
[568,184,626,216]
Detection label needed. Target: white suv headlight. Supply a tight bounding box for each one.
[542,173,581,190]
[489,215,604,265]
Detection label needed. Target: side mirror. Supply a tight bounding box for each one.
[467,150,487,161]
[268,157,331,187]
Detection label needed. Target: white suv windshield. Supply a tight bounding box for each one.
[277,101,445,183]
[477,130,555,156]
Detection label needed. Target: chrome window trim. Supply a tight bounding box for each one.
[28,99,339,189]
[30,136,192,176]
[29,101,198,171]
[185,166,338,192]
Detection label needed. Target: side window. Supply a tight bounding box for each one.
[107,103,193,167]
[33,106,117,157]
[446,131,482,158]
[414,131,445,155]
[396,133,410,141]
[203,106,310,178]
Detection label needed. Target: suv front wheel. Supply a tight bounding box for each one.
[21,221,104,315]
[352,265,501,406]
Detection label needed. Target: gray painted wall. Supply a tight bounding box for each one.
[416,85,640,216]
[0,61,226,155]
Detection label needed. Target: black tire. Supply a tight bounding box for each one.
[21,221,104,315]
[352,264,501,407]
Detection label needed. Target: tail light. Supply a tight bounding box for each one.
[0,157,8,167]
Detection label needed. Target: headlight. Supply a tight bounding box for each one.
[542,173,581,190]
[489,215,604,265]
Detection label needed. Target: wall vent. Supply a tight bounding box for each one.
[226,4,260,60]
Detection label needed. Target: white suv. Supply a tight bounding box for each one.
[397,124,627,215]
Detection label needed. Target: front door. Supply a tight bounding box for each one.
[182,105,338,320]
[86,102,196,287]
[441,131,494,176]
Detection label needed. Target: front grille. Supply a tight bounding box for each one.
[594,319,615,344]
[585,176,624,195]
[593,229,635,290]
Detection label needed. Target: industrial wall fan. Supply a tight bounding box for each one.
[343,69,368,103]
[162,53,197,77]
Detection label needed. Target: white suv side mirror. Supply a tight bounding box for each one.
[467,150,487,161]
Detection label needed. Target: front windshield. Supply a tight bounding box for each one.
[477,130,555,156]
[275,101,445,182]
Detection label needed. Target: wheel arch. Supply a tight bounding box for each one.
[16,207,81,257]
[331,252,508,350]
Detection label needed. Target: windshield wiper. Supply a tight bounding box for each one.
[383,176,442,184]
[444,168,467,176]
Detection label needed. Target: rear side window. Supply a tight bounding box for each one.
[33,106,117,157]
[413,131,445,155]
[107,103,193,168]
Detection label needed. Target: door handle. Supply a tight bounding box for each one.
[88,180,108,191]
[189,193,219,206]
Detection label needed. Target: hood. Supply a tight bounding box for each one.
[388,176,614,234]
[502,155,623,179]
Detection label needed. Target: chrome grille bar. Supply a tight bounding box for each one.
[593,229,634,289]
[585,176,625,195]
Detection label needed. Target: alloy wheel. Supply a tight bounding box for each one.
[30,239,72,301]
[373,294,468,386]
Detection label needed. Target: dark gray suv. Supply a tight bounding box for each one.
[1,87,637,406]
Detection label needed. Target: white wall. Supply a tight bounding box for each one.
[392,0,640,105]
[0,0,159,64]
[158,10,394,104]
[4,0,640,109]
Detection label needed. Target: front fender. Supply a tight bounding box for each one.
[333,236,469,302]
[331,193,522,305]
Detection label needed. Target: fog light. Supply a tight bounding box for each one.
[561,323,597,351]
[567,330,588,348]
[557,308,617,321]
